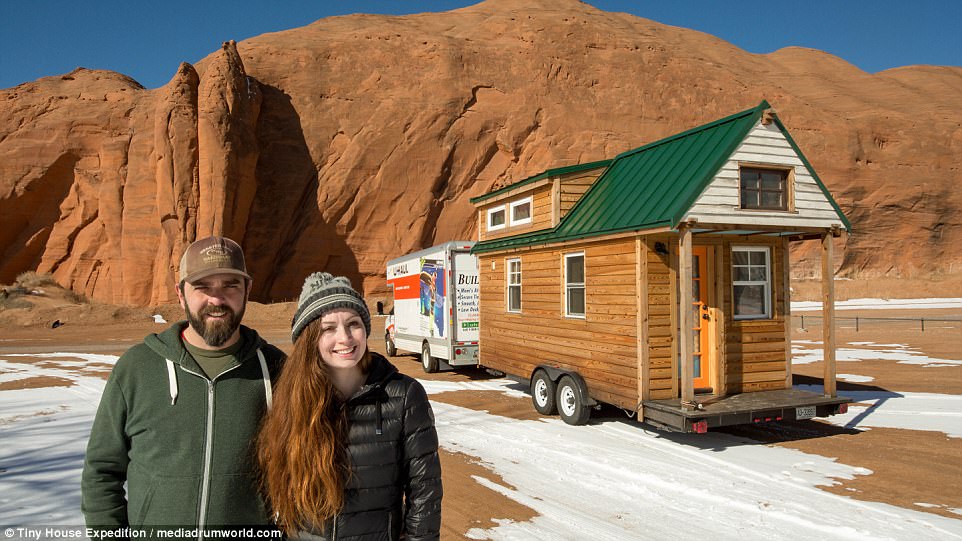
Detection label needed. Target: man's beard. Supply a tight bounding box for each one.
[186,303,245,348]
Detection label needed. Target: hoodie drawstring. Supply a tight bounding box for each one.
[257,349,272,411]
[166,359,178,405]
[167,349,271,409]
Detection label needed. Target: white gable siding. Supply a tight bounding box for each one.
[684,121,846,230]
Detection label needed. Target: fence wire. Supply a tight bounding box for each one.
[792,314,962,333]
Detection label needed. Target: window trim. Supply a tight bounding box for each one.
[509,196,533,226]
[564,252,586,319]
[737,164,793,212]
[487,205,506,231]
[506,258,522,313]
[731,245,772,320]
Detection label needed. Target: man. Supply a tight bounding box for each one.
[82,236,284,531]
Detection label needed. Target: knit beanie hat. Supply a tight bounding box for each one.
[291,272,371,343]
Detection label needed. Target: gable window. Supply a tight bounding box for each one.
[509,197,533,226]
[564,252,585,318]
[487,205,506,231]
[506,258,522,313]
[740,167,789,211]
[732,246,771,320]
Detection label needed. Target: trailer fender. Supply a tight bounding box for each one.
[533,365,597,407]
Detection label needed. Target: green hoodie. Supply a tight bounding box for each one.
[81,322,285,529]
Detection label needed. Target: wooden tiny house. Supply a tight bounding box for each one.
[469,101,851,432]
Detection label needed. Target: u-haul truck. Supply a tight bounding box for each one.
[385,241,479,373]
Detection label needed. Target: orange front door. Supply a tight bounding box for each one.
[691,246,712,391]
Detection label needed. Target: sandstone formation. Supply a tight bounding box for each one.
[1,0,960,305]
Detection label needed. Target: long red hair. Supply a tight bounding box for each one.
[256,318,371,534]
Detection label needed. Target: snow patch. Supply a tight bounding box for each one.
[791,341,962,368]
[838,374,875,383]
[791,298,962,312]
[795,384,962,438]
[2,353,961,538]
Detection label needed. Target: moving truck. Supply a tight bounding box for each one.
[385,241,480,372]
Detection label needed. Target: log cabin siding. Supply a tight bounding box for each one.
[477,238,640,409]
[478,235,791,405]
[684,122,846,230]
[643,238,676,400]
[559,172,601,218]
[719,238,790,393]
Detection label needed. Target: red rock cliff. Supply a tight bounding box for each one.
[1,0,959,304]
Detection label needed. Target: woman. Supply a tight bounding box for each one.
[257,272,442,540]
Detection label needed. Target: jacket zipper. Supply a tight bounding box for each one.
[180,360,245,540]
[199,380,214,538]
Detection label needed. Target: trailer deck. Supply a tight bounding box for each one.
[642,389,850,433]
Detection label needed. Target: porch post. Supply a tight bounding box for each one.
[636,236,649,417]
[679,224,694,408]
[783,237,793,390]
[821,232,837,398]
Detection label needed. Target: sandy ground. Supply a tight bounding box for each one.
[1,293,960,534]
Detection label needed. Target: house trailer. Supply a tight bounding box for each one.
[469,101,850,432]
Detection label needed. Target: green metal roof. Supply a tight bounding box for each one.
[469,160,612,204]
[472,101,850,254]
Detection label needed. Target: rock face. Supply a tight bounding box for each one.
[1,0,960,305]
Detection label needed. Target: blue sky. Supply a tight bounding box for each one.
[2,1,960,90]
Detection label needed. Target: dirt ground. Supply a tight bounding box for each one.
[790,275,962,302]
[1,291,960,534]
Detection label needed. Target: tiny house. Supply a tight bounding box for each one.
[469,101,850,432]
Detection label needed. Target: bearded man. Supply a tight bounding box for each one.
[82,236,285,533]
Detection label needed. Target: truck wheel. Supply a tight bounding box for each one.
[385,334,397,357]
[421,342,439,373]
[556,375,590,426]
[531,370,557,415]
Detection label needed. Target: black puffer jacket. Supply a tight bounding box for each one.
[296,352,442,541]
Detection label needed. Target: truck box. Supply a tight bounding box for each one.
[385,241,480,372]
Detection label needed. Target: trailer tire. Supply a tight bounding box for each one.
[385,333,397,357]
[531,370,558,415]
[556,375,590,425]
[421,342,439,373]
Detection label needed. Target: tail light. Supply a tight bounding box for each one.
[691,420,708,434]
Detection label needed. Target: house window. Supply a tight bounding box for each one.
[740,167,789,211]
[506,258,522,312]
[565,253,585,318]
[509,197,533,226]
[487,206,506,231]
[732,246,771,319]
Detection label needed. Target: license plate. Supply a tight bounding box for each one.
[796,406,816,420]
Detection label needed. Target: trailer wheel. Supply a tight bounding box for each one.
[421,342,439,373]
[531,370,558,415]
[556,376,590,425]
[385,333,397,357]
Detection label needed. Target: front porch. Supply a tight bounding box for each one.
[642,388,850,433]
